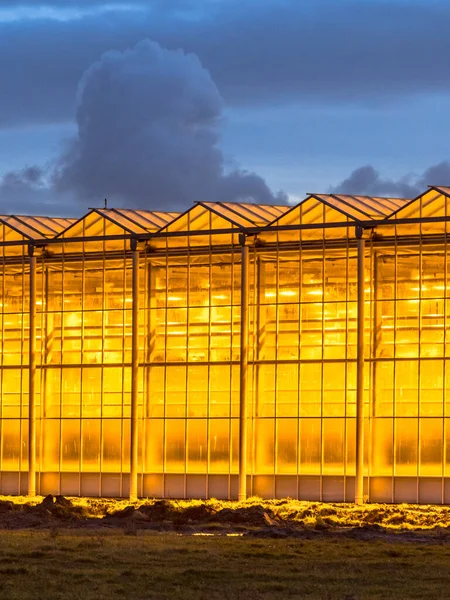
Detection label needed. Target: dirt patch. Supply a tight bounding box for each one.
[0,495,449,541]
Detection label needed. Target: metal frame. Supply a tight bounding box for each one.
[129,239,140,501]
[0,187,448,502]
[28,245,36,496]
[355,227,365,504]
[238,235,249,500]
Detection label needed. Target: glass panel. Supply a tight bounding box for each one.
[323,418,344,475]
[256,365,275,417]
[102,419,122,472]
[395,418,418,476]
[372,418,393,476]
[144,418,164,472]
[419,418,443,476]
[61,419,80,471]
[187,419,207,473]
[323,363,345,417]
[395,361,418,417]
[2,419,22,470]
[420,360,444,416]
[300,363,321,417]
[254,418,274,474]
[209,419,230,473]
[165,419,185,472]
[41,419,60,471]
[187,366,208,417]
[299,418,321,474]
[81,419,100,472]
[277,364,298,417]
[276,418,298,474]
[166,367,186,417]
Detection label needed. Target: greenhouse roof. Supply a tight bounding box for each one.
[0,186,448,246]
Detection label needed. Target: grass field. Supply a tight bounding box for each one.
[0,530,448,599]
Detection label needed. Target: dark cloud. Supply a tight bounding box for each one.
[417,162,450,189]
[1,1,450,127]
[2,39,285,213]
[218,170,287,205]
[330,165,419,198]
[0,165,75,215]
[330,162,450,198]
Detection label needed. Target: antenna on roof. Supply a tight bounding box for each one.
[104,198,108,209]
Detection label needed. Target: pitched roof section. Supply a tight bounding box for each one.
[387,187,448,220]
[308,194,410,221]
[198,201,288,227]
[156,201,288,236]
[267,196,351,229]
[0,215,76,240]
[109,209,179,232]
[433,186,450,198]
[56,208,180,239]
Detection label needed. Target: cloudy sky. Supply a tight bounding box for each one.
[1,0,450,215]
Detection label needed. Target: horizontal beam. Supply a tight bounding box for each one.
[7,355,449,372]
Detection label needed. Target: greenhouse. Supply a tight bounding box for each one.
[0,185,449,504]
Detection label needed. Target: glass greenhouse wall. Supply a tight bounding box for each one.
[0,188,449,503]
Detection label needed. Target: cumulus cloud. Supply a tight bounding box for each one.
[0,39,286,214]
[53,39,285,209]
[330,161,450,198]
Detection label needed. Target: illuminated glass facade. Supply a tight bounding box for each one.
[0,188,449,503]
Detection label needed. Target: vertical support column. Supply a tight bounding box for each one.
[28,244,36,497]
[130,238,140,501]
[238,235,249,501]
[370,252,380,487]
[355,227,365,505]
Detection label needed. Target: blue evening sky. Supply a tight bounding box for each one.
[0,0,449,214]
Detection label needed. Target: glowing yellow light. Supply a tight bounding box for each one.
[5,213,450,502]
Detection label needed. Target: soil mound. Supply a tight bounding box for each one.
[214,505,276,526]
[138,500,174,521]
